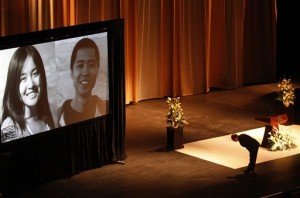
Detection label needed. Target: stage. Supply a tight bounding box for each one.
[14,82,300,198]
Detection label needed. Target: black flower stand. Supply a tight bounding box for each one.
[166,127,184,150]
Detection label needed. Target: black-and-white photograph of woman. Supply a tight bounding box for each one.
[0,44,56,143]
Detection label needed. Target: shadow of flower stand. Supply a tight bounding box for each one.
[166,127,184,150]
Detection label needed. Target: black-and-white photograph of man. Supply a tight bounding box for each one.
[56,33,109,126]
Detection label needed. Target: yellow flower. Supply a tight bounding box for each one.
[276,78,296,107]
[166,97,188,128]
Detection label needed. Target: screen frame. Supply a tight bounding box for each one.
[0,19,125,145]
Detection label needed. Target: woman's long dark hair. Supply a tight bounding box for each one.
[2,45,54,131]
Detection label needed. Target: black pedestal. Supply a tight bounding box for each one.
[261,125,274,148]
[166,127,184,150]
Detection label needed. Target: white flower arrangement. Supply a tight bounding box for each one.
[166,97,188,128]
[268,126,297,151]
[276,78,296,107]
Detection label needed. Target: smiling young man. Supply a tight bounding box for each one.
[58,38,108,126]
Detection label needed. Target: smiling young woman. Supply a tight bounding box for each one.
[1,46,54,143]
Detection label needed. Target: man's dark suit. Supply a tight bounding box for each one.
[238,134,260,173]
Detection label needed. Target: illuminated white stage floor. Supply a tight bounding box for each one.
[177,125,300,169]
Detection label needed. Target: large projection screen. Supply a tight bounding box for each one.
[0,20,125,194]
[0,30,109,143]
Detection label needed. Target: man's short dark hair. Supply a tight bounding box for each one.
[70,38,100,71]
[231,134,238,141]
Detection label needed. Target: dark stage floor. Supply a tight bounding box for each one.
[10,83,300,198]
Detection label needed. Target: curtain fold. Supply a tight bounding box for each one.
[243,0,277,84]
[121,0,139,103]
[0,0,277,102]
[174,0,208,96]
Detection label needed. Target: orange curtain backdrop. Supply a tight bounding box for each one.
[0,0,277,104]
[172,0,209,96]
[0,0,120,34]
[122,0,276,103]
[1,0,31,35]
[209,0,245,89]
[243,0,277,84]
[122,0,212,102]
[120,0,139,103]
